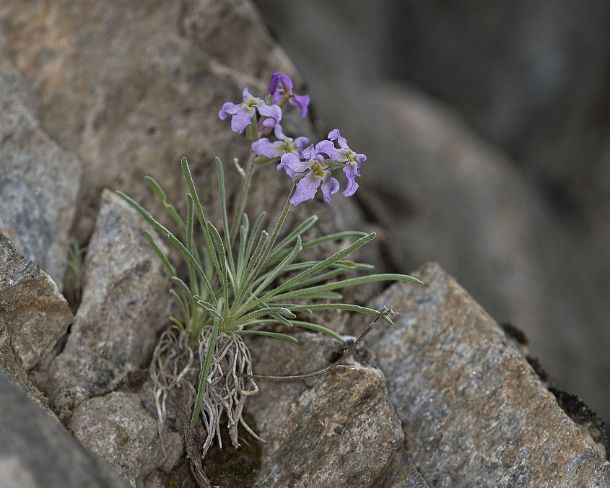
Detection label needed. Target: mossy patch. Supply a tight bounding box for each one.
[205,411,262,487]
[165,411,262,487]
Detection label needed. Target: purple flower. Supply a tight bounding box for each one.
[268,72,310,118]
[328,129,366,196]
[278,147,339,206]
[218,88,282,134]
[251,126,309,159]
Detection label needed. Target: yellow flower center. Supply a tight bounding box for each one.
[283,141,297,153]
[245,98,259,109]
[309,162,328,178]
[345,150,357,166]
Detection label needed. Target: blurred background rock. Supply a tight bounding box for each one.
[256,0,610,422]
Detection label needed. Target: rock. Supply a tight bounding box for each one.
[0,235,73,377]
[248,334,426,488]
[44,190,171,415]
[385,0,610,203]
[69,388,183,487]
[0,0,383,332]
[359,262,610,487]
[374,450,430,488]
[0,56,80,286]
[253,2,610,422]
[0,368,126,488]
[0,0,312,245]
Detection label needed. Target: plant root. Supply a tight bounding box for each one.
[150,326,261,487]
[196,330,263,459]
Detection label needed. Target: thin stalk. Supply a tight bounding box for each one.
[191,321,220,426]
[232,188,294,314]
[229,153,255,246]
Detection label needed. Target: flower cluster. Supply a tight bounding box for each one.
[219,72,366,206]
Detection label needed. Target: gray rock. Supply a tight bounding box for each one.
[360,262,610,487]
[0,0,311,245]
[45,190,171,415]
[69,389,183,487]
[253,1,610,422]
[0,235,73,377]
[0,368,126,488]
[384,0,610,205]
[374,450,430,488]
[248,334,426,488]
[0,57,80,286]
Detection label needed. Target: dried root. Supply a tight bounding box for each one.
[150,326,261,467]
[196,330,263,459]
[150,325,195,443]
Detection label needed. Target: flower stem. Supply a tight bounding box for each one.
[231,186,294,315]
[229,153,255,246]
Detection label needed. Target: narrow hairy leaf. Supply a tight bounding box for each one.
[215,157,235,274]
[280,302,394,326]
[244,233,376,312]
[270,273,422,302]
[143,231,175,275]
[116,191,216,302]
[144,176,185,231]
[237,330,298,343]
[191,322,220,426]
[302,230,368,249]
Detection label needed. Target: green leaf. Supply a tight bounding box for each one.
[215,157,235,274]
[236,213,249,283]
[180,157,222,284]
[244,233,377,313]
[245,212,266,265]
[280,303,394,326]
[171,276,192,299]
[143,231,175,276]
[237,330,298,343]
[192,295,223,319]
[268,215,318,264]
[185,194,198,296]
[242,319,343,342]
[280,260,374,273]
[302,231,369,249]
[236,306,295,326]
[270,274,422,302]
[169,289,190,324]
[252,236,302,296]
[289,320,344,341]
[144,176,185,231]
[115,190,216,303]
[191,322,220,426]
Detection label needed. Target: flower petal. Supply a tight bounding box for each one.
[289,173,322,206]
[252,138,283,158]
[218,101,240,120]
[231,107,255,133]
[294,136,310,155]
[328,128,348,148]
[343,164,359,197]
[258,103,282,123]
[278,153,309,178]
[289,93,310,118]
[269,72,293,95]
[314,139,340,160]
[321,176,340,204]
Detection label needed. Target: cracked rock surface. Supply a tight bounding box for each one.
[69,387,183,487]
[0,235,72,379]
[358,262,610,488]
[0,369,126,488]
[0,56,80,286]
[44,190,171,415]
[248,334,428,488]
